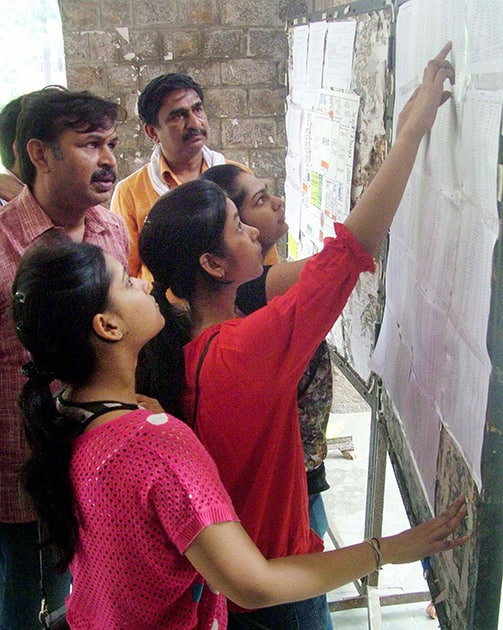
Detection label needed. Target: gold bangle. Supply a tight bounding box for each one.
[365,537,383,570]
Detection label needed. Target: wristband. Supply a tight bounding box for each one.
[365,537,383,570]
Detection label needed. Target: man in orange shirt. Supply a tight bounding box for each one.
[111,73,279,281]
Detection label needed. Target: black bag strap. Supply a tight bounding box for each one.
[191,330,219,430]
[38,523,49,626]
[38,526,69,629]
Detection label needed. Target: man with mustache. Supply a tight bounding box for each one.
[0,86,130,629]
[111,73,277,281]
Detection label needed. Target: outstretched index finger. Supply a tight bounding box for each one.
[423,42,455,87]
[434,41,452,62]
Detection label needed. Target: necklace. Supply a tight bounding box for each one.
[56,396,139,430]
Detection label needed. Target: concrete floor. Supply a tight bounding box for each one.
[322,409,438,629]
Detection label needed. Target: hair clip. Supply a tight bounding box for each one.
[21,360,54,384]
[13,291,26,304]
[21,361,40,379]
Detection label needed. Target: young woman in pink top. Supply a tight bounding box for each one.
[136,45,466,629]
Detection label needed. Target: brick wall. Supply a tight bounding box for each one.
[58,0,339,194]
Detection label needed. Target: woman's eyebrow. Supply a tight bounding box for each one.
[251,186,267,201]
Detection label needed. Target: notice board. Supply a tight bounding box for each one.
[286,1,503,627]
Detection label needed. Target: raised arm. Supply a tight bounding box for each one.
[258,44,454,301]
[344,42,454,256]
[186,494,467,610]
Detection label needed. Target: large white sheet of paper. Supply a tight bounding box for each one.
[322,20,357,91]
[285,88,359,254]
[306,21,327,92]
[370,0,503,495]
[291,25,309,105]
[394,0,467,97]
[285,97,303,160]
[284,176,302,243]
[467,0,503,78]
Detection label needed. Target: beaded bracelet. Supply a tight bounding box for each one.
[365,537,383,571]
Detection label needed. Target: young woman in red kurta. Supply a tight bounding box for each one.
[201,162,335,544]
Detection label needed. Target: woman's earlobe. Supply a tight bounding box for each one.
[92,313,124,342]
[199,252,226,280]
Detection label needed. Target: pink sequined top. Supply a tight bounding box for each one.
[66,409,238,629]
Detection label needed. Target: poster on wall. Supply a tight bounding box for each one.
[287,19,359,254]
[286,11,391,381]
[294,91,360,251]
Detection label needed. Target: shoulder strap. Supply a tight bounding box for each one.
[192,331,219,430]
[55,397,139,430]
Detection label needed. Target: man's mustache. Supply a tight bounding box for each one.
[91,166,117,183]
[182,127,207,142]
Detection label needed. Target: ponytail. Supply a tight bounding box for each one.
[137,180,229,418]
[19,375,83,570]
[12,239,112,568]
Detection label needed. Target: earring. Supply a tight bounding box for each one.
[116,331,123,339]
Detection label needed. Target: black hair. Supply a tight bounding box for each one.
[136,179,228,417]
[12,236,112,568]
[0,95,23,170]
[16,85,126,188]
[200,164,248,213]
[138,73,204,126]
[140,179,228,301]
